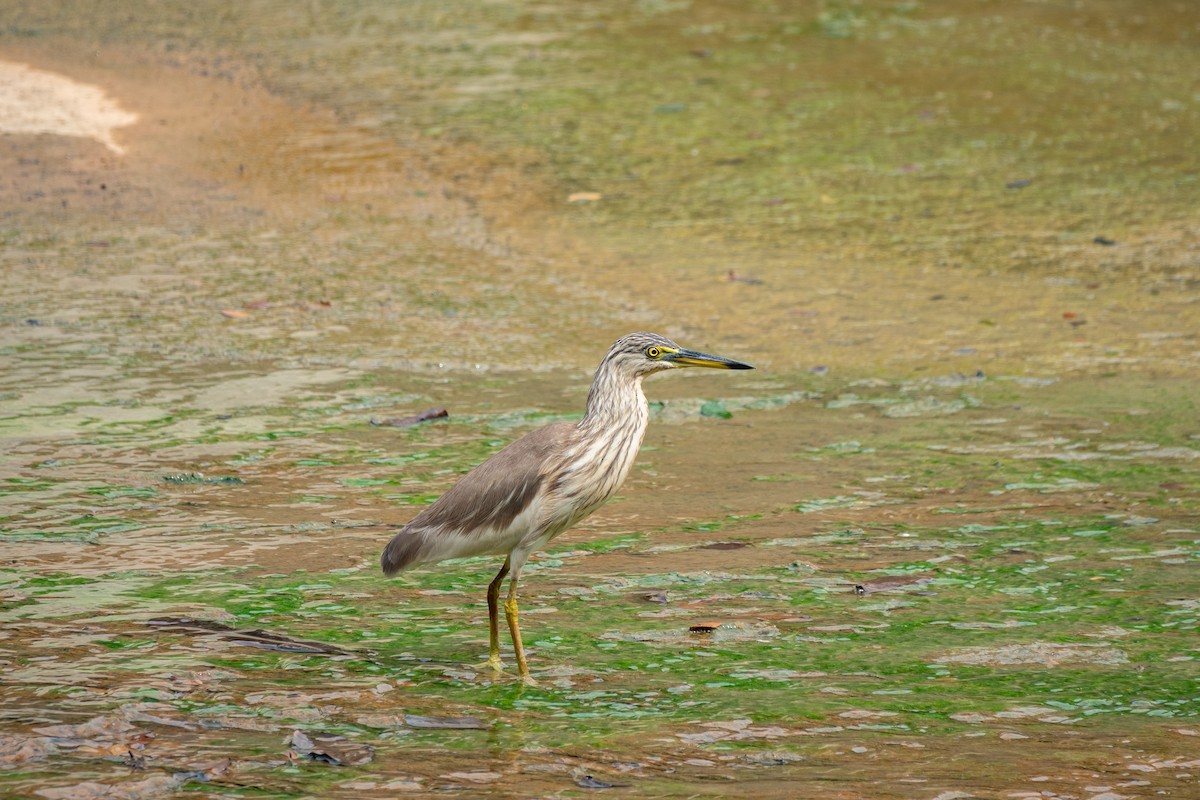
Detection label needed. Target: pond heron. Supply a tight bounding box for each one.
[381,332,753,683]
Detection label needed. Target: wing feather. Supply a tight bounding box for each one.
[380,422,575,575]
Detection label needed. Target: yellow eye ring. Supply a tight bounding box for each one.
[646,346,662,358]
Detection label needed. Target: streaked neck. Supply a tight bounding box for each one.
[581,362,648,434]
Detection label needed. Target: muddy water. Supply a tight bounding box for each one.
[2,2,1198,799]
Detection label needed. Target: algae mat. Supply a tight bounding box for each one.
[1,2,1198,798]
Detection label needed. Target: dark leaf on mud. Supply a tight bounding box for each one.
[641,591,669,603]
[146,617,348,654]
[370,408,449,427]
[698,541,750,551]
[1093,235,1118,246]
[1005,178,1032,189]
[405,714,489,730]
[288,730,374,766]
[575,774,620,789]
[688,621,724,633]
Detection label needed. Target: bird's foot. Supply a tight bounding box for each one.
[518,672,539,688]
[470,655,507,674]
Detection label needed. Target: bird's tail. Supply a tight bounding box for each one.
[380,528,428,576]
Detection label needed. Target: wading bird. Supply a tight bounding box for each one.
[381,332,752,683]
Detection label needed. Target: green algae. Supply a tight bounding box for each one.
[1,1,1198,797]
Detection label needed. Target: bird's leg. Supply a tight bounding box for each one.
[484,558,511,672]
[504,575,536,686]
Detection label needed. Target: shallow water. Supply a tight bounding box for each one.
[2,2,1198,798]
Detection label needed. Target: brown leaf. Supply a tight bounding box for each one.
[688,621,725,633]
[220,309,251,319]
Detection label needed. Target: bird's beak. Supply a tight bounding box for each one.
[666,347,754,370]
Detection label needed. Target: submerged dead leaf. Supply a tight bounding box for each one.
[288,730,374,766]
[146,617,348,654]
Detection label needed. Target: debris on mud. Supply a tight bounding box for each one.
[288,730,374,766]
[145,618,348,654]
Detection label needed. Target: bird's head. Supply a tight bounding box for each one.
[603,332,754,378]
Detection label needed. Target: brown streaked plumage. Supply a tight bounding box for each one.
[381,332,753,683]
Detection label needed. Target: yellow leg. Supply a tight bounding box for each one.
[484,558,510,672]
[504,577,536,685]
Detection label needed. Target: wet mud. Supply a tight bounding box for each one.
[2,2,1198,798]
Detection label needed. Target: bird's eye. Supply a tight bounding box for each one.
[646,346,662,359]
